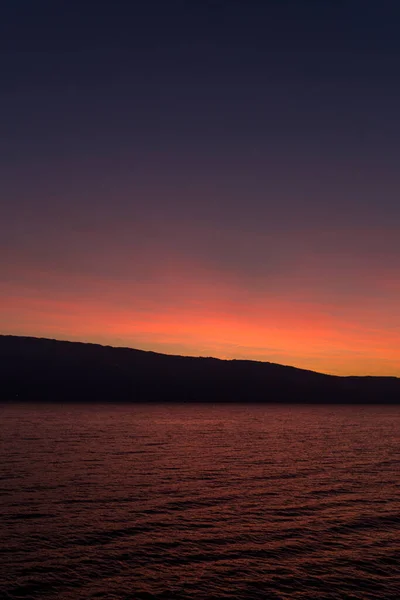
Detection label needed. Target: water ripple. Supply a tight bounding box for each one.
[1,403,400,599]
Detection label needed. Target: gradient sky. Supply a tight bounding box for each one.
[1,1,400,375]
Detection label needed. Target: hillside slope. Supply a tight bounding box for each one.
[1,335,399,403]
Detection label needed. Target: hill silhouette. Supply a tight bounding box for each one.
[0,335,399,404]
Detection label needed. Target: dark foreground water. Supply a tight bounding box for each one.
[1,404,400,600]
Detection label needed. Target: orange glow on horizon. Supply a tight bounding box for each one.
[1,260,399,377]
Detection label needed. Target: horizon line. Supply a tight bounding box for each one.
[1,333,399,381]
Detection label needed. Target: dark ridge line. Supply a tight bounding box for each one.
[2,334,394,379]
[0,334,399,404]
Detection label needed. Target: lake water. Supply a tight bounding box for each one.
[1,403,400,599]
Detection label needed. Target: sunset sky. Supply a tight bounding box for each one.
[1,1,400,376]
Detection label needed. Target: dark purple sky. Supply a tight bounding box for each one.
[1,1,400,374]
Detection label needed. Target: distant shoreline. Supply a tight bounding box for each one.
[1,335,399,404]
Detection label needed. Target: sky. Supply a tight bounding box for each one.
[1,0,400,376]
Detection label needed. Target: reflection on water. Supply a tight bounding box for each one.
[1,403,400,599]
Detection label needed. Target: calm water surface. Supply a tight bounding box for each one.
[1,404,400,599]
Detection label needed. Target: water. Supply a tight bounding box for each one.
[1,404,399,599]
